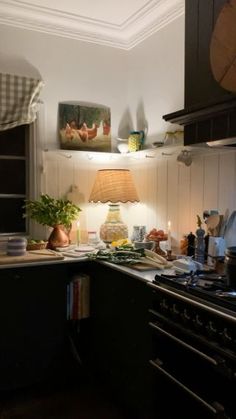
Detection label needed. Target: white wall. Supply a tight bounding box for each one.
[1,20,236,251]
[0,24,129,149]
[126,15,185,145]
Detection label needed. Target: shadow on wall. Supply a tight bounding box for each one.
[136,99,148,138]
[117,101,148,144]
[117,107,134,139]
[0,51,42,78]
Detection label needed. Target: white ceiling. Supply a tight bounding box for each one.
[0,0,184,49]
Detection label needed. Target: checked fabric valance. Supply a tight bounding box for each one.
[0,73,44,131]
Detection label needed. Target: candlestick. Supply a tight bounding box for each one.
[76,221,80,246]
[167,220,171,251]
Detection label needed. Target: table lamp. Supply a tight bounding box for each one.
[88,169,140,245]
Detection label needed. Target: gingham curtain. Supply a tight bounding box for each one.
[0,73,44,131]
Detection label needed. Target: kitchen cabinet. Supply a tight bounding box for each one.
[0,260,94,391]
[184,0,232,109]
[0,259,154,416]
[163,0,236,146]
[87,264,153,418]
[0,263,69,390]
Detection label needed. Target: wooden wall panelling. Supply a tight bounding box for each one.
[167,159,179,250]
[156,158,168,231]
[218,151,236,214]
[72,160,90,242]
[178,164,191,241]
[144,162,159,231]
[77,161,99,236]
[203,153,219,211]
[58,158,74,198]
[44,154,59,197]
[189,154,205,233]
[129,162,149,231]
[41,149,236,251]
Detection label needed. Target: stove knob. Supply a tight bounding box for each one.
[206,320,217,337]
[170,303,180,317]
[182,308,191,322]
[172,303,180,315]
[222,327,232,344]
[193,314,203,329]
[160,298,169,311]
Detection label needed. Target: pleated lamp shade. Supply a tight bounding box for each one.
[88,169,139,244]
[88,169,140,203]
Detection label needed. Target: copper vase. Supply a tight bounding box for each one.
[47,224,70,250]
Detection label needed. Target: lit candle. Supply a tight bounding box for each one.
[76,221,80,246]
[167,220,171,251]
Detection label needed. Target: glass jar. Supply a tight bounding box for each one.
[131,226,141,242]
[88,231,99,246]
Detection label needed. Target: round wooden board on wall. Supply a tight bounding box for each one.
[210,0,236,93]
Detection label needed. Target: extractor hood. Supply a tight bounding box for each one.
[163,0,236,147]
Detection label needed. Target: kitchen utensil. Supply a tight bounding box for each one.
[219,208,229,237]
[205,214,220,236]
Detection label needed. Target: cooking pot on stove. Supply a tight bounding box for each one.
[224,247,236,289]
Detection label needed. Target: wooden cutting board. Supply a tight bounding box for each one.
[128,262,162,271]
[0,250,64,265]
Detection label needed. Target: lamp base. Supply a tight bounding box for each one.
[99,204,128,244]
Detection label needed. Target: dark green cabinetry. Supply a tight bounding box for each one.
[0,261,154,418]
[88,264,153,418]
[0,263,68,390]
[163,0,236,146]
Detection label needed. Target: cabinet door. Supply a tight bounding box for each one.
[89,265,153,417]
[0,264,68,390]
[185,0,233,109]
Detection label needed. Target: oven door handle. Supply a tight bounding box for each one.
[150,359,226,418]
[149,321,218,367]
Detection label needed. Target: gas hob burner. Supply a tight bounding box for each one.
[154,272,236,311]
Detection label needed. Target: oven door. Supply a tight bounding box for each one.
[149,315,234,419]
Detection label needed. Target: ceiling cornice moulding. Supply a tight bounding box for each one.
[0,0,184,50]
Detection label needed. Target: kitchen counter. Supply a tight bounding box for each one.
[98,260,160,283]
[0,251,162,283]
[0,254,88,269]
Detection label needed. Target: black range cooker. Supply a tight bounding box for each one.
[148,272,236,419]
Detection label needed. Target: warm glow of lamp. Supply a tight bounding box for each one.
[88,169,140,245]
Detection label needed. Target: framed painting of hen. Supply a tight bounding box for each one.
[59,102,111,152]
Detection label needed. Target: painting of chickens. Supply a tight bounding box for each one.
[59,102,111,152]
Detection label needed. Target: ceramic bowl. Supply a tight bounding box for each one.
[134,241,155,250]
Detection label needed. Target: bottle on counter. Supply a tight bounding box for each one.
[187,232,195,257]
[195,215,205,264]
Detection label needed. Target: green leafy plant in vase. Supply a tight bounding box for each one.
[23,194,81,249]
